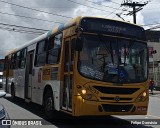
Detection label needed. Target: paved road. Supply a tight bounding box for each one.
[0,90,160,128]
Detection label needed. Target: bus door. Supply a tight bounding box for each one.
[4,57,9,92]
[62,37,75,111]
[25,50,34,100]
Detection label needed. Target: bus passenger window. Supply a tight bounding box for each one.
[47,36,54,50]
[70,39,75,71]
[47,33,62,64]
[35,40,47,66]
[64,41,69,72]
[19,48,27,68]
[15,51,21,69]
[11,53,16,69]
[4,57,8,71]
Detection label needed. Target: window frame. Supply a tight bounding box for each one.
[19,48,27,69]
[11,53,16,69]
[15,51,21,69]
[46,33,62,65]
[34,39,47,67]
[34,33,62,66]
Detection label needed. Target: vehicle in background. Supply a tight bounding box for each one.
[0,90,10,128]
[0,59,4,88]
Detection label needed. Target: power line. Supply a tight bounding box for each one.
[66,0,115,13]
[84,0,122,10]
[83,0,124,18]
[0,11,63,24]
[145,24,160,30]
[100,0,121,5]
[111,0,127,19]
[0,22,49,32]
[0,22,50,35]
[121,0,148,24]
[148,2,160,5]
[114,0,130,20]
[0,25,45,34]
[83,0,127,19]
[0,26,44,35]
[0,0,72,19]
[109,0,121,5]
[142,23,160,26]
[142,7,160,10]
[108,6,122,18]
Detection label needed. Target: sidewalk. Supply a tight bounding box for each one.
[149,90,160,96]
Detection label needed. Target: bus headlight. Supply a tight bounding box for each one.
[81,89,87,95]
[143,92,147,97]
[77,85,98,101]
[136,91,148,102]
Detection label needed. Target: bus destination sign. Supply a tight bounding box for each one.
[80,18,145,40]
[101,24,126,34]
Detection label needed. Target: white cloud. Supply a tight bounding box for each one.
[0,0,159,58]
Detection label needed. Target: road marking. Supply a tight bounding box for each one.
[147,114,160,119]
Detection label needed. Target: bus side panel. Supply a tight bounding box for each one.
[4,69,14,94]
[3,73,12,94]
[2,71,7,91]
[51,80,60,111]
[31,67,43,104]
[13,69,25,99]
[42,80,61,111]
[31,66,61,110]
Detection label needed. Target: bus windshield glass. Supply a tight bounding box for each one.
[78,34,148,83]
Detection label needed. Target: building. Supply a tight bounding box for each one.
[146,30,160,42]
[146,30,160,90]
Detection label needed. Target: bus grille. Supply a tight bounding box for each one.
[93,86,139,94]
[102,104,133,112]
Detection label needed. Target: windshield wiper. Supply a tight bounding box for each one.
[98,34,114,65]
[109,41,114,65]
[123,44,127,65]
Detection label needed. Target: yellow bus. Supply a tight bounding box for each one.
[3,16,149,118]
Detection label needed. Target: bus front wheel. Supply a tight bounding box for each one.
[44,90,55,119]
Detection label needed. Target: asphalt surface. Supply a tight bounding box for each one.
[0,89,159,128]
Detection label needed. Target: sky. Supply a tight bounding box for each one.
[0,0,160,58]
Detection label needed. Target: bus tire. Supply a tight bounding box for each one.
[11,84,16,101]
[44,90,55,119]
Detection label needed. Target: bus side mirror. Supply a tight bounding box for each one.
[74,38,83,51]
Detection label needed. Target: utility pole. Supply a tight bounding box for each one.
[116,13,125,21]
[121,0,148,24]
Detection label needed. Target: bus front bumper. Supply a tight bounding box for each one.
[73,96,148,116]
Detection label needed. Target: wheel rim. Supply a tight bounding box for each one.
[45,97,53,112]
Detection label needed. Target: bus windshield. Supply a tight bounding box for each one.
[78,34,148,83]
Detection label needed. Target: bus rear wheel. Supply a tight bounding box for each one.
[44,90,55,119]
